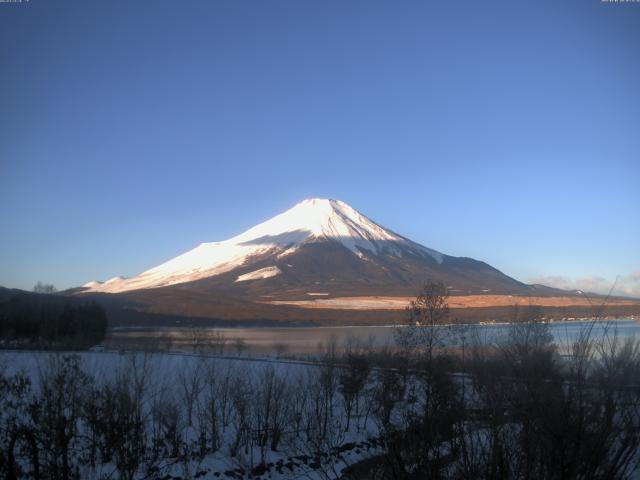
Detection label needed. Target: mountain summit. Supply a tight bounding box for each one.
[82,198,533,297]
[230,198,442,261]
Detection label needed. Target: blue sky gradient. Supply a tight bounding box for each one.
[1,0,639,295]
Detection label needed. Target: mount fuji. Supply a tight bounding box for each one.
[81,198,544,301]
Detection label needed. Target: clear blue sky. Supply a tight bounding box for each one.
[1,0,639,296]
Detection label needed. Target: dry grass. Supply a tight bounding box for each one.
[264,294,640,311]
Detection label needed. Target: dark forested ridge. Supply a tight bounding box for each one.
[0,288,107,348]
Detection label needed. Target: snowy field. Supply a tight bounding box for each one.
[3,323,640,480]
[0,350,385,480]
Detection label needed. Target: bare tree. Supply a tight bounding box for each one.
[233,338,248,356]
[177,359,204,427]
[273,342,289,358]
[196,360,234,455]
[286,366,349,480]
[253,365,290,463]
[338,352,370,432]
[189,328,208,354]
[34,354,92,480]
[33,282,57,294]
[497,305,556,378]
[86,365,147,480]
[210,331,227,355]
[229,371,252,457]
[395,280,451,363]
[0,368,37,480]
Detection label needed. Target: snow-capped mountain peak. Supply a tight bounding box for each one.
[233,198,401,248]
[82,198,443,293]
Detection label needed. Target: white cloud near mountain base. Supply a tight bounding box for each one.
[529,271,640,298]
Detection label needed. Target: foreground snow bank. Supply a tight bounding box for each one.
[0,350,382,480]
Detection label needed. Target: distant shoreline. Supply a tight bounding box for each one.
[98,292,640,329]
[109,315,638,332]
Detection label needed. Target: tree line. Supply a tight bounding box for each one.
[0,290,107,349]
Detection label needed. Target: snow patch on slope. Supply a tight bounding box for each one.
[235,266,282,282]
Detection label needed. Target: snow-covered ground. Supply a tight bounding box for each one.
[0,350,385,480]
[3,340,640,479]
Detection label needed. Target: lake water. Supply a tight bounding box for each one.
[106,319,640,355]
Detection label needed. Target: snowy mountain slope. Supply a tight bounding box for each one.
[83,198,447,294]
[68,198,607,323]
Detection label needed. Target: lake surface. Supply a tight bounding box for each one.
[106,319,640,355]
